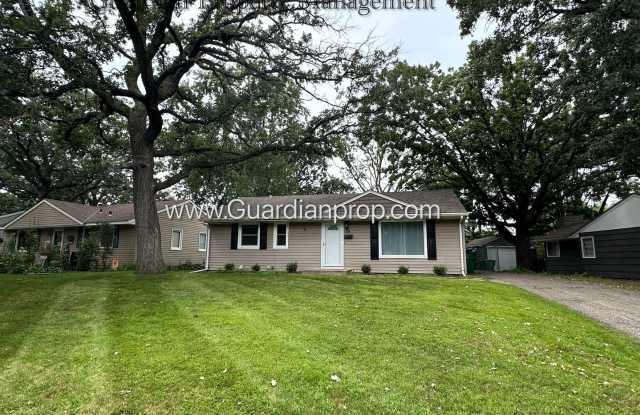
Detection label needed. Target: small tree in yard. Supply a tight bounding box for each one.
[3,0,388,273]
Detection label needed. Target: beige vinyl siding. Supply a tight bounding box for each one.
[208,220,464,274]
[210,223,321,271]
[159,211,208,266]
[7,202,80,229]
[110,225,136,266]
[344,221,463,274]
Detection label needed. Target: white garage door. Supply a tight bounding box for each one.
[487,247,517,271]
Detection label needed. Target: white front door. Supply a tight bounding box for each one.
[322,223,344,268]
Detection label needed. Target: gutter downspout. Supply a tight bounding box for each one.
[459,217,467,277]
[205,225,211,270]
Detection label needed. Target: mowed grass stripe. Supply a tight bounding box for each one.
[182,273,640,414]
[0,275,115,414]
[165,275,418,414]
[0,271,639,414]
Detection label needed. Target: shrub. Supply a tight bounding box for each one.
[77,239,98,271]
[286,262,298,273]
[0,249,38,274]
[166,262,203,271]
[361,264,371,274]
[45,248,64,272]
[118,264,137,271]
[252,264,261,272]
[398,266,409,275]
[224,263,235,272]
[433,266,448,276]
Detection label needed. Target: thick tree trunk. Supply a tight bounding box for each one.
[130,113,164,273]
[514,234,535,270]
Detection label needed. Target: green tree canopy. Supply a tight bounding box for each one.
[356,42,621,268]
[2,0,388,272]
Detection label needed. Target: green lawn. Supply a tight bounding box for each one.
[1,272,639,414]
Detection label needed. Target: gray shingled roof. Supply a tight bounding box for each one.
[84,200,189,224]
[207,189,466,222]
[0,211,24,228]
[534,215,591,242]
[468,235,515,248]
[468,236,498,247]
[9,199,190,226]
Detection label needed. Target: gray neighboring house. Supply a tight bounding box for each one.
[1,199,208,267]
[204,189,469,275]
[467,236,517,271]
[538,195,640,279]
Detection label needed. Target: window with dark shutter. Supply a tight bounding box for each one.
[259,223,268,250]
[239,224,259,248]
[230,223,238,250]
[370,221,379,260]
[426,220,437,260]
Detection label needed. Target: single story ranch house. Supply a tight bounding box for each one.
[0,199,208,267]
[203,189,469,275]
[539,195,640,279]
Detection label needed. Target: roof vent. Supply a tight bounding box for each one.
[97,203,103,212]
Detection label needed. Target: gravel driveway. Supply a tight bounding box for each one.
[486,273,640,339]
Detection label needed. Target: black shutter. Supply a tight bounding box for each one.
[370,221,379,260]
[230,223,238,250]
[426,219,437,260]
[259,223,268,250]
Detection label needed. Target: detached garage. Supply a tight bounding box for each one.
[468,236,517,271]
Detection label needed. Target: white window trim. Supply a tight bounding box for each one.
[170,227,183,251]
[546,241,560,258]
[238,223,260,250]
[273,223,289,249]
[197,231,208,252]
[378,221,428,259]
[580,236,596,259]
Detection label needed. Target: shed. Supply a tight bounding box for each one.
[467,236,517,271]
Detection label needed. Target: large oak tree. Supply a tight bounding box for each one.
[356,43,618,268]
[2,0,384,272]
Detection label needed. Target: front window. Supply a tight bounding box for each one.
[546,241,560,258]
[239,224,259,249]
[198,232,207,252]
[273,223,288,249]
[380,222,425,257]
[112,226,120,249]
[581,236,596,258]
[171,228,183,250]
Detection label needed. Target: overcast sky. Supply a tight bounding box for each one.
[345,2,488,69]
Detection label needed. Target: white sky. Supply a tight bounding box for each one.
[344,3,485,69]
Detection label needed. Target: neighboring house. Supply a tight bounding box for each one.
[1,199,208,267]
[204,189,469,275]
[467,236,517,271]
[0,211,24,253]
[539,195,640,278]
